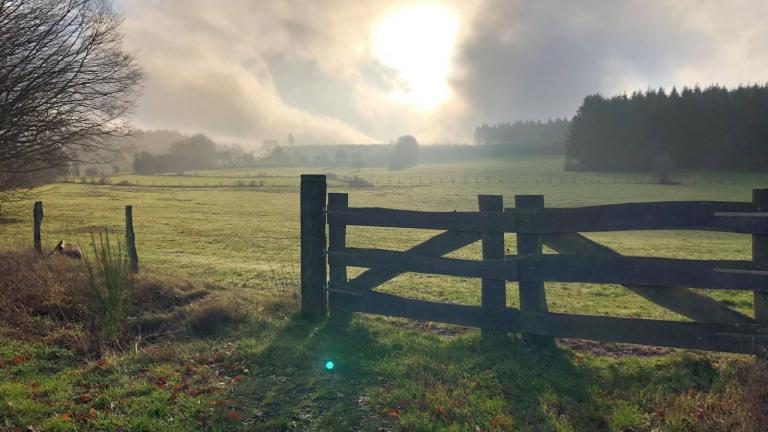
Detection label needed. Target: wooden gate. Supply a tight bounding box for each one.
[300,175,768,354]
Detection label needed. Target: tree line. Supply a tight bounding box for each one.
[473,118,569,154]
[567,85,768,172]
[132,134,255,174]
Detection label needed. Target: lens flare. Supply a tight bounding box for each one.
[325,360,335,370]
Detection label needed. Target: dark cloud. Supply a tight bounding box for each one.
[455,0,713,124]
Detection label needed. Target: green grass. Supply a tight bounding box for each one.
[2,155,768,431]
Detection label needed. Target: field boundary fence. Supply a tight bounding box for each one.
[59,173,764,189]
[300,174,768,354]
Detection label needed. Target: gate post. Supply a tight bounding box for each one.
[753,189,768,327]
[300,175,328,320]
[515,195,553,346]
[479,195,505,339]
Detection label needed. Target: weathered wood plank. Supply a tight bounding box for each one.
[347,230,480,291]
[300,175,327,320]
[331,289,520,331]
[542,233,756,324]
[328,193,349,317]
[330,247,516,280]
[335,247,766,292]
[480,195,506,338]
[328,207,512,232]
[520,311,768,354]
[515,201,767,234]
[520,254,767,291]
[515,195,551,345]
[753,189,768,325]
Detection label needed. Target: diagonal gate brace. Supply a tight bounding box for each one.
[347,230,481,291]
[543,233,755,325]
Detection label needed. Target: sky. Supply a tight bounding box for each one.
[114,0,768,147]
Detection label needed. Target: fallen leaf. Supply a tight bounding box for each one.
[387,408,400,419]
[13,355,24,365]
[96,358,108,368]
[227,411,241,422]
[61,413,72,421]
[155,376,167,389]
[233,375,245,383]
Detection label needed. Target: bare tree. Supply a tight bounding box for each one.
[0,0,143,199]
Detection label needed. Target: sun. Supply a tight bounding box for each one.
[371,2,460,111]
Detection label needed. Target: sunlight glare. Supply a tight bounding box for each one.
[371,3,460,111]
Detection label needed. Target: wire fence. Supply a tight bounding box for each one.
[59,174,765,189]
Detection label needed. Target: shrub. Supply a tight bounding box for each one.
[82,230,133,345]
[98,176,111,185]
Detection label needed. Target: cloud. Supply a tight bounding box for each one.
[455,0,768,126]
[115,0,768,146]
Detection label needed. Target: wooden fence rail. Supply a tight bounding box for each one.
[300,174,768,354]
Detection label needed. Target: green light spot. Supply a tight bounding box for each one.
[325,361,334,370]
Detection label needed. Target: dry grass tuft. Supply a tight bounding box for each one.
[0,249,226,351]
[187,297,248,337]
[0,249,89,334]
[656,359,768,431]
[132,274,209,312]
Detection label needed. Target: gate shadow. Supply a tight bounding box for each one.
[234,313,607,430]
[230,312,381,430]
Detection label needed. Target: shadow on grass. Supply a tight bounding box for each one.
[472,335,607,430]
[230,313,381,431]
[230,312,614,431]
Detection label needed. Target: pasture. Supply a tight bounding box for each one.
[2,155,768,431]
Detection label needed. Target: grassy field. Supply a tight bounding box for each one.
[2,155,768,431]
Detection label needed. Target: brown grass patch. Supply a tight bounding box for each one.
[654,359,768,431]
[0,249,89,334]
[187,297,248,337]
[0,250,223,351]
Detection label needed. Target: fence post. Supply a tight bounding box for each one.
[515,195,553,346]
[328,192,348,318]
[33,201,43,254]
[479,195,505,339]
[753,189,768,326]
[300,175,328,320]
[125,205,139,273]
